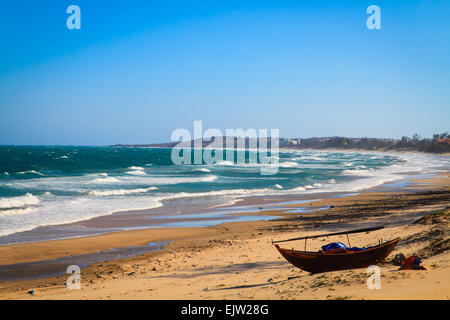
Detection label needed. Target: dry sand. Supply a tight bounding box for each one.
[0,173,448,300]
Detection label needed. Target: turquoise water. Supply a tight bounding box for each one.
[0,146,446,238]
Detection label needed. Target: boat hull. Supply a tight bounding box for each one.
[274,238,400,274]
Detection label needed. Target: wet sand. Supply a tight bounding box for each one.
[0,173,448,300]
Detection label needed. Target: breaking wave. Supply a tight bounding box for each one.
[87,187,158,196]
[0,193,40,209]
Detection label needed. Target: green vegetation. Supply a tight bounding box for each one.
[282,132,450,154]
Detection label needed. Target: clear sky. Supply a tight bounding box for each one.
[0,0,449,145]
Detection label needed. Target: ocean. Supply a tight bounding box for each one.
[0,146,448,241]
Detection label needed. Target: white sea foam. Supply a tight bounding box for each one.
[87,187,158,196]
[278,161,300,168]
[127,166,145,171]
[195,168,211,172]
[125,166,147,175]
[313,183,322,187]
[292,155,323,161]
[127,175,218,184]
[91,177,121,184]
[16,170,43,175]
[0,186,271,237]
[0,193,40,209]
[342,169,372,175]
[0,174,219,195]
[0,196,165,237]
[0,188,274,237]
[126,170,147,176]
[215,160,235,166]
[158,188,272,202]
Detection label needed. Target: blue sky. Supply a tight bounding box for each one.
[0,0,449,145]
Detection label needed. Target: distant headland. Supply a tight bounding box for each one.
[111,132,450,154]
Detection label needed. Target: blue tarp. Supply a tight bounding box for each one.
[322,242,366,252]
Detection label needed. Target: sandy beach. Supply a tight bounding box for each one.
[3,0,450,305]
[0,172,447,300]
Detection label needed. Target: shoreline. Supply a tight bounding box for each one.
[279,147,450,157]
[0,170,433,250]
[0,172,448,299]
[1,147,447,246]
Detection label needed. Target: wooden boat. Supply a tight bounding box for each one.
[273,226,400,274]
